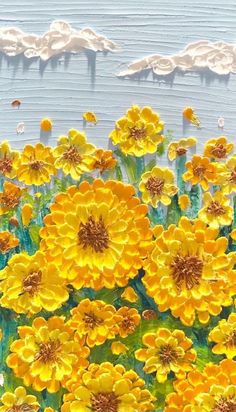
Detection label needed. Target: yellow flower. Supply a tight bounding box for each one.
[121,286,138,302]
[0,386,39,412]
[21,203,33,226]
[40,117,53,132]
[92,149,117,172]
[168,137,197,161]
[183,155,223,190]
[182,107,201,127]
[53,129,95,180]
[83,111,98,124]
[230,229,236,241]
[165,359,236,412]
[0,251,69,315]
[40,179,152,290]
[0,182,22,215]
[61,362,156,412]
[135,328,196,383]
[109,105,164,157]
[114,306,141,338]
[111,341,129,355]
[7,316,90,393]
[0,231,19,254]
[0,140,20,179]
[178,194,191,210]
[17,143,56,185]
[142,217,236,326]
[204,136,234,160]
[208,313,236,359]
[198,191,233,229]
[139,166,178,207]
[68,298,116,347]
[220,155,236,194]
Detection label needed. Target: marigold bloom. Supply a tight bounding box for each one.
[204,136,234,160]
[142,217,236,326]
[114,306,141,338]
[0,231,19,254]
[208,313,236,359]
[0,182,22,215]
[0,251,69,315]
[182,107,201,127]
[183,155,223,190]
[17,143,56,185]
[21,203,33,226]
[220,155,236,194]
[68,298,116,347]
[136,328,196,383]
[198,191,233,229]
[165,359,236,412]
[0,141,20,179]
[111,341,129,355]
[53,129,95,180]
[7,317,90,393]
[168,137,197,161]
[121,286,138,302]
[139,166,178,207]
[40,117,53,132]
[0,386,39,412]
[61,362,156,412]
[178,194,191,210]
[40,179,152,290]
[92,149,117,172]
[83,111,98,124]
[109,105,164,157]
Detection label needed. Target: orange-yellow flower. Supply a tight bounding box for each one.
[0,231,19,254]
[109,105,164,157]
[178,194,191,210]
[40,179,152,290]
[114,306,141,338]
[168,137,197,161]
[83,111,98,124]
[182,107,201,127]
[208,313,236,359]
[111,341,129,355]
[17,143,56,185]
[198,191,233,229]
[0,251,69,315]
[220,155,236,194]
[0,386,39,412]
[0,182,22,215]
[53,129,95,180]
[40,117,53,132]
[68,298,116,347]
[92,149,117,172]
[61,362,156,412]
[192,385,236,412]
[204,136,234,160]
[142,217,236,326]
[121,286,138,302]
[135,328,196,383]
[139,166,178,207]
[21,203,33,226]
[165,359,236,412]
[7,317,89,393]
[183,155,223,190]
[0,141,20,179]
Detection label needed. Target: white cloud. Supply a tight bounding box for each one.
[118,40,236,77]
[0,20,119,61]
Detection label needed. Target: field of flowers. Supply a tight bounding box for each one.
[0,105,236,412]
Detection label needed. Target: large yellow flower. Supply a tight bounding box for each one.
[139,166,178,207]
[61,362,156,412]
[0,140,20,179]
[164,359,236,412]
[114,306,141,338]
[198,191,233,229]
[17,143,56,185]
[0,386,39,412]
[68,298,116,347]
[7,317,90,393]
[0,231,19,254]
[142,217,236,326]
[220,155,236,194]
[53,129,95,179]
[0,251,69,315]
[0,181,22,215]
[40,179,152,290]
[204,136,234,160]
[168,137,197,161]
[109,105,164,157]
[183,155,223,190]
[135,328,196,383]
[208,313,236,359]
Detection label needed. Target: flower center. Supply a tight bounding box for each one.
[1,193,20,209]
[171,254,203,290]
[93,158,107,171]
[63,146,82,164]
[129,126,146,140]
[211,144,227,159]
[0,158,13,174]
[120,316,136,333]
[30,160,44,171]
[83,312,103,329]
[35,340,61,364]
[176,147,187,156]
[158,344,178,365]
[0,238,11,253]
[78,216,109,253]
[212,397,236,412]
[193,165,206,177]
[228,168,236,184]
[225,330,236,348]
[22,270,42,296]
[91,392,119,412]
[145,176,165,196]
[7,405,34,412]
[206,201,225,216]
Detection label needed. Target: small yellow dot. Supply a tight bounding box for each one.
[40,118,53,132]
